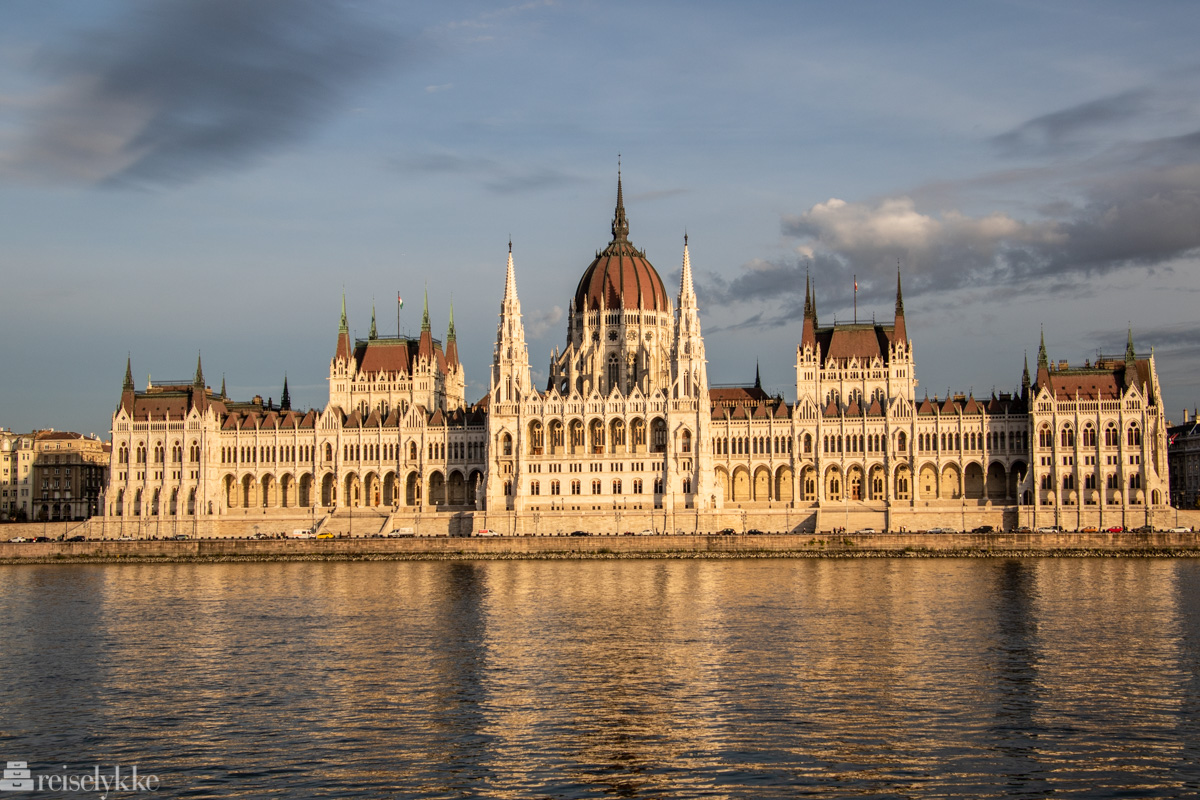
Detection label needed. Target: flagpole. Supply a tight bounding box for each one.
[397,291,402,337]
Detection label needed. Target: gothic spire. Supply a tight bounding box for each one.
[335,290,352,362]
[369,300,377,340]
[503,239,519,307]
[1037,326,1048,370]
[892,263,907,345]
[123,354,134,393]
[1125,327,1136,363]
[755,360,762,390]
[281,374,291,411]
[220,374,227,398]
[679,231,696,303]
[193,352,204,389]
[421,288,430,333]
[611,159,629,243]
[447,300,457,342]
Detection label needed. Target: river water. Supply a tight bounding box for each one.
[1,558,1198,798]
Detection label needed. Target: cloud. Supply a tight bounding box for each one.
[4,0,402,187]
[731,80,1200,321]
[991,89,1151,157]
[527,305,563,338]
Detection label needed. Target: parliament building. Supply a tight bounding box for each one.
[101,176,1173,536]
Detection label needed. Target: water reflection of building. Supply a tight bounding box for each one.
[100,175,1174,535]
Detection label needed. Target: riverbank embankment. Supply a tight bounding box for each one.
[2,531,1199,565]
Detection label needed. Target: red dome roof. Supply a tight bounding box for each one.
[573,176,669,313]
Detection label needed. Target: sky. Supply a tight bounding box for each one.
[1,0,1198,439]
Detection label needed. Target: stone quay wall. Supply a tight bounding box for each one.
[2,530,1200,564]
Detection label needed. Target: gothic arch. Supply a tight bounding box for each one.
[940,464,962,499]
[753,465,771,501]
[714,466,731,503]
[731,466,751,502]
[964,462,985,499]
[774,465,794,502]
[428,471,446,506]
[448,470,467,505]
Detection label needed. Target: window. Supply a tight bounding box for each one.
[530,480,540,496]
[1039,426,1053,449]
[591,480,601,495]
[1127,425,1141,447]
[1061,426,1075,447]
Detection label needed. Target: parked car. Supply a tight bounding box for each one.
[8,536,27,542]
[1167,526,1192,533]
[717,528,736,535]
[855,528,877,534]
[1036,526,1061,533]
[316,532,335,539]
[1080,526,1098,533]
[971,525,995,533]
[67,535,86,541]
[1105,526,1124,533]
[569,530,589,537]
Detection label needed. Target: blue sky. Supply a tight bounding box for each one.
[2,0,1198,438]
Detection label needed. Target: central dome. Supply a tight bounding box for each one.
[573,175,669,313]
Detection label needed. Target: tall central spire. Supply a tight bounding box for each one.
[611,158,629,243]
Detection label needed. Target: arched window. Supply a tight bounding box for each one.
[681,430,692,453]
[607,353,619,393]
[1127,424,1141,447]
[502,433,513,456]
[1082,426,1096,447]
[1039,425,1053,449]
[1060,426,1074,447]
[1105,424,1119,447]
